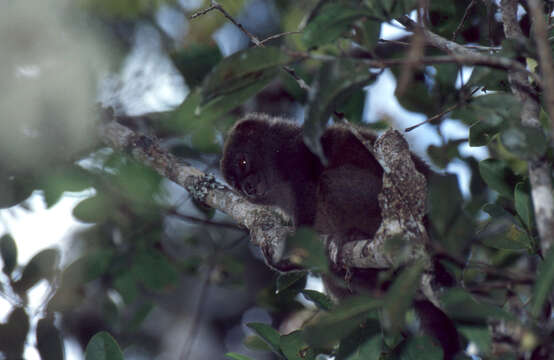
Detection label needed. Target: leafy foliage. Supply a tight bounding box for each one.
[0,0,552,359]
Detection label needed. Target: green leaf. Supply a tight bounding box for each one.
[428,174,463,236]
[481,204,532,250]
[458,326,491,356]
[396,335,443,360]
[336,89,366,124]
[280,331,315,360]
[367,0,419,21]
[36,316,64,360]
[531,246,554,318]
[85,331,124,360]
[286,227,328,272]
[441,288,515,324]
[514,182,534,231]
[0,172,34,209]
[73,195,113,223]
[127,302,154,332]
[243,335,273,352]
[427,140,462,169]
[225,353,255,360]
[467,67,510,92]
[303,296,381,347]
[276,270,308,293]
[301,289,334,311]
[41,166,92,207]
[468,111,504,146]
[383,262,425,333]
[114,161,161,206]
[113,270,138,304]
[336,331,382,360]
[500,125,548,159]
[478,159,518,199]
[302,3,368,48]
[453,93,519,134]
[358,18,381,51]
[0,307,29,358]
[246,323,282,356]
[62,249,114,288]
[132,249,179,291]
[304,59,377,162]
[171,44,222,88]
[0,234,17,276]
[201,46,290,105]
[13,248,60,294]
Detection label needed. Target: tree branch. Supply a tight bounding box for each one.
[396,15,543,87]
[500,0,554,255]
[190,0,310,91]
[99,120,294,270]
[331,129,430,270]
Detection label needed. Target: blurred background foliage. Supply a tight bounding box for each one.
[0,0,553,359]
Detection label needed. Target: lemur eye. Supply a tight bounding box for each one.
[238,157,248,172]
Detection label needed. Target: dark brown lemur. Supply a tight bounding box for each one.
[220,113,460,359]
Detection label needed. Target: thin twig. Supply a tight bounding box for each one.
[259,31,301,45]
[378,38,501,52]
[189,4,217,19]
[396,15,543,88]
[452,0,478,41]
[190,1,310,90]
[190,1,262,45]
[179,262,213,360]
[405,87,481,132]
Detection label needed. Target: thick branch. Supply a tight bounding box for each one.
[396,16,543,87]
[500,0,554,255]
[99,121,294,269]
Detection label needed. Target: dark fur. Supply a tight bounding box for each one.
[221,113,383,239]
[221,114,460,359]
